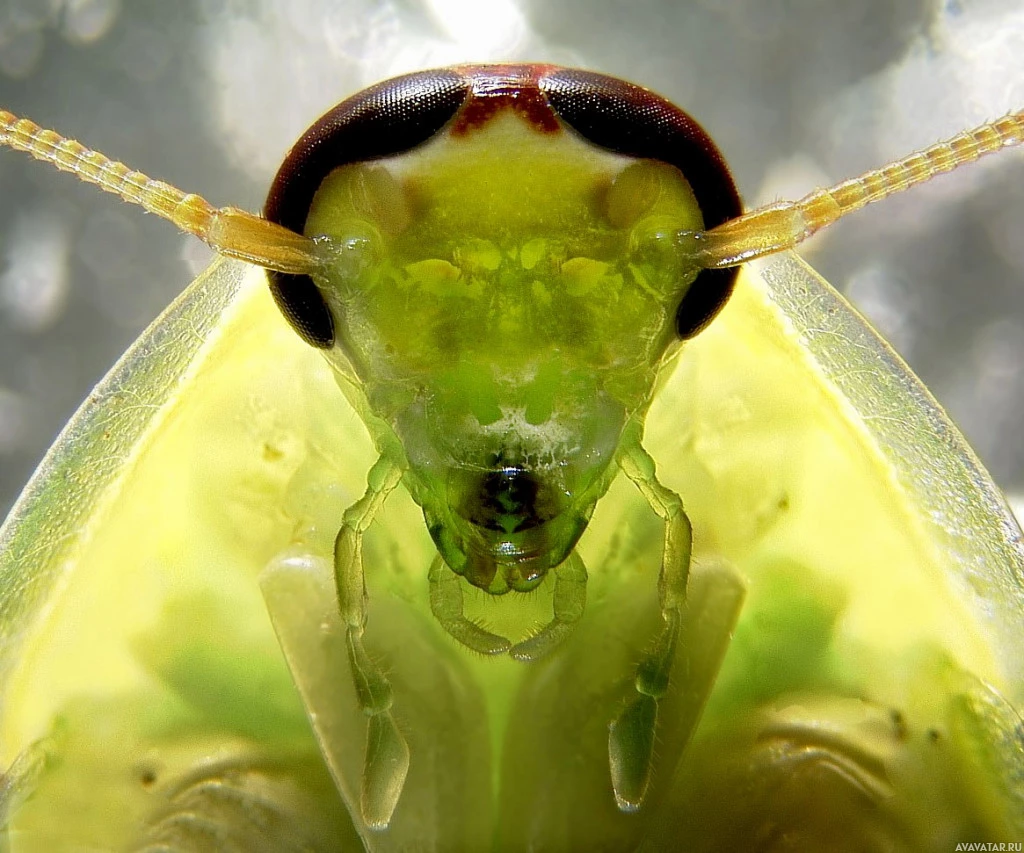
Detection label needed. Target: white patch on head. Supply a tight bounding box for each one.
[479,408,580,466]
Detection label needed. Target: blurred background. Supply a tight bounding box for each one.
[0,0,1022,518]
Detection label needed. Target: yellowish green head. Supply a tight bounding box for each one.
[269,66,734,594]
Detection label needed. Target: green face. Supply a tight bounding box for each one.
[304,113,705,593]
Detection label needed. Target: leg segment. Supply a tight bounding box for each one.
[332,456,410,830]
[428,556,511,656]
[510,552,588,662]
[608,428,693,812]
[429,552,588,661]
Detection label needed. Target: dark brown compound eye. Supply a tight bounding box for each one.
[538,68,743,340]
[264,65,741,346]
[263,69,471,348]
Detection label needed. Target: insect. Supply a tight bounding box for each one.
[0,64,1022,851]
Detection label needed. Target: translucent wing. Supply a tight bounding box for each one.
[489,252,1024,848]
[0,257,488,850]
[0,251,1021,851]
[0,256,251,678]
[638,253,1024,848]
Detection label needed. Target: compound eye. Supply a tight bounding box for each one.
[263,68,470,348]
[540,67,743,341]
[674,267,740,340]
[268,270,336,349]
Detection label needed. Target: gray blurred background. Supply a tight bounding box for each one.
[0,0,1022,519]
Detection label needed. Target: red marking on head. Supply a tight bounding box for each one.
[451,64,562,136]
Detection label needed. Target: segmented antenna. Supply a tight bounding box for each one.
[692,110,1024,268]
[0,110,321,275]
[3,105,1022,275]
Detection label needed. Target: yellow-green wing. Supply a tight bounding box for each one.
[638,252,1024,850]
[757,251,1024,683]
[0,257,488,851]
[0,257,248,687]
[0,259,355,848]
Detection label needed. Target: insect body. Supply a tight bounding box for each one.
[257,66,746,823]
[1,64,1023,849]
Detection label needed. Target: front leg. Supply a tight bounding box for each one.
[608,422,692,813]
[510,552,588,662]
[429,553,589,662]
[428,555,511,656]
[331,455,409,830]
[262,454,408,830]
